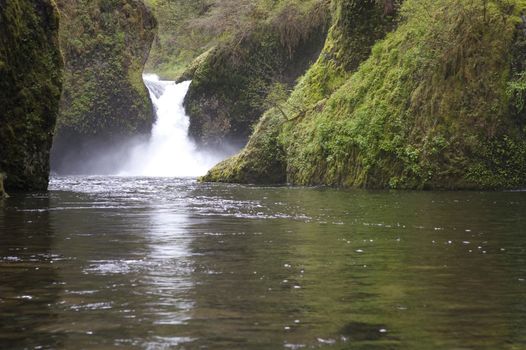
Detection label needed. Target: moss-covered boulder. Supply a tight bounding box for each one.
[204,0,526,190]
[51,0,157,172]
[183,0,330,148]
[0,0,63,191]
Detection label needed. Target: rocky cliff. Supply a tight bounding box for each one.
[203,0,526,190]
[0,0,63,191]
[51,0,156,173]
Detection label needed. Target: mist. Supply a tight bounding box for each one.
[51,75,237,177]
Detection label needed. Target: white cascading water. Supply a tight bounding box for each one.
[119,74,225,177]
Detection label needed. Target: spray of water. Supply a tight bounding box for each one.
[118,75,227,177]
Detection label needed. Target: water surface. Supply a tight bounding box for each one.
[0,177,525,349]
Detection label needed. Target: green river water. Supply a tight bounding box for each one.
[0,176,525,349]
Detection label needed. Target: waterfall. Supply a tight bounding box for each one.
[118,74,225,177]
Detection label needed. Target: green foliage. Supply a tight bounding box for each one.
[204,0,526,190]
[0,0,63,190]
[143,0,211,79]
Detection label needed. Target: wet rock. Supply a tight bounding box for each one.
[0,0,63,191]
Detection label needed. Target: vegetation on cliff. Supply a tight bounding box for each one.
[52,0,156,172]
[143,0,211,79]
[203,0,526,190]
[0,0,63,191]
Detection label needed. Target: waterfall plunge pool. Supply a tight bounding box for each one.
[0,176,525,349]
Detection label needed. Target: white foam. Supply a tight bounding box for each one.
[119,75,224,177]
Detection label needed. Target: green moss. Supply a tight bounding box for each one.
[204,0,526,190]
[0,0,63,191]
[201,112,287,183]
[291,0,394,103]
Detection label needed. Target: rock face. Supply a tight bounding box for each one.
[183,1,330,149]
[51,0,157,173]
[0,0,63,191]
[203,0,526,190]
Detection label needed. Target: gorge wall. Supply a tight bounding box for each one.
[203,0,526,190]
[51,0,157,173]
[0,0,63,191]
[182,0,331,148]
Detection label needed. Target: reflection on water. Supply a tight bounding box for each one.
[0,176,525,349]
[0,195,64,349]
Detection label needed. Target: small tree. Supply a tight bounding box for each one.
[263,82,290,119]
[248,80,307,121]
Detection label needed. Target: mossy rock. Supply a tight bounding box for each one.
[52,0,157,172]
[0,0,63,191]
[204,0,526,190]
[201,112,287,184]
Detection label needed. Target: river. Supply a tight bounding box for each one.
[0,176,525,349]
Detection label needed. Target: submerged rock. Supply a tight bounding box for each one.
[0,0,63,191]
[203,0,526,190]
[51,0,157,173]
